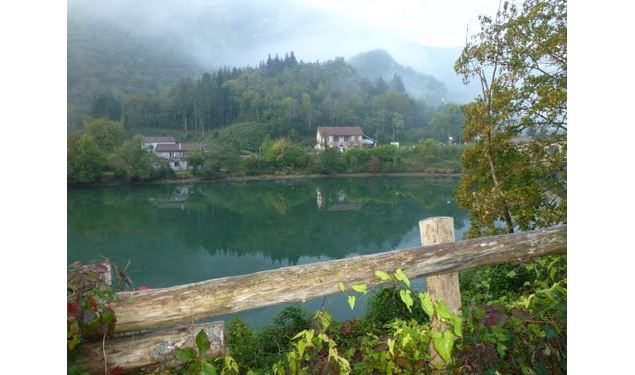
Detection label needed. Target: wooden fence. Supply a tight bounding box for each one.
[80,217,567,373]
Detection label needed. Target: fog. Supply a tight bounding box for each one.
[68,0,499,80]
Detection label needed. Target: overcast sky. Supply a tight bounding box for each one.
[68,0,501,70]
[299,0,501,48]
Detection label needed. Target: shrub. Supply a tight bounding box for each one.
[343,148,372,172]
[226,306,312,372]
[84,117,125,153]
[368,155,381,173]
[366,286,430,325]
[67,134,105,184]
[108,135,164,182]
[263,138,310,169]
[312,147,345,174]
[241,155,275,175]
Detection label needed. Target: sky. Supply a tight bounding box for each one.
[300,0,501,48]
[68,0,502,70]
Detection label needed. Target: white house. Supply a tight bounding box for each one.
[315,126,375,152]
[143,136,177,151]
[155,143,204,171]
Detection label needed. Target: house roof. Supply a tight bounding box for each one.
[317,126,363,136]
[143,136,176,143]
[155,143,204,152]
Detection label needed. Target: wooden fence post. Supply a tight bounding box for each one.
[419,216,462,367]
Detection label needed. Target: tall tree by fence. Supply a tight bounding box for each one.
[455,0,567,237]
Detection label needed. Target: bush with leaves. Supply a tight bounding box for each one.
[312,147,344,174]
[67,261,118,352]
[457,277,566,374]
[175,330,240,375]
[227,305,312,372]
[67,134,106,184]
[262,138,310,169]
[365,286,430,326]
[108,135,173,182]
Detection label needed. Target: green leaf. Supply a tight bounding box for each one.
[347,295,356,310]
[338,281,346,292]
[351,284,367,294]
[387,338,395,356]
[401,333,412,348]
[506,270,517,278]
[174,347,197,362]
[202,362,217,375]
[419,292,434,318]
[304,329,314,344]
[297,340,306,357]
[399,289,414,313]
[394,268,410,288]
[375,270,391,281]
[314,311,332,331]
[435,301,455,322]
[292,330,305,340]
[432,331,455,363]
[450,315,463,338]
[496,343,508,358]
[196,329,211,355]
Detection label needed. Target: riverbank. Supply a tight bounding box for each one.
[73,171,462,188]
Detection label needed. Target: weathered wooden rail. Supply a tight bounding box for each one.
[111,223,566,333]
[83,219,566,373]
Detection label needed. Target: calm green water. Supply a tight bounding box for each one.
[68,176,468,328]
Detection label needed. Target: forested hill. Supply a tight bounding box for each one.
[113,53,464,146]
[348,49,448,105]
[67,16,203,130]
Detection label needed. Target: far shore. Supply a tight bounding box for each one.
[73,171,462,188]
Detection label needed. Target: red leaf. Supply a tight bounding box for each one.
[109,367,123,375]
[89,299,98,311]
[68,303,80,316]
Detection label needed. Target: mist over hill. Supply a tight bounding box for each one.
[67,0,482,129]
[349,49,448,105]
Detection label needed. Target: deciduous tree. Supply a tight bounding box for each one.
[454,0,566,236]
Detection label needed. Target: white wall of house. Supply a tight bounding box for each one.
[316,132,363,151]
[169,160,188,171]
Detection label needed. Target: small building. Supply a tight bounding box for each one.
[155,143,204,171]
[316,126,375,152]
[143,136,176,151]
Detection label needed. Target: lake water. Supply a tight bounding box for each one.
[67,176,468,328]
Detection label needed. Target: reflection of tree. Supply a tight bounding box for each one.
[68,177,468,265]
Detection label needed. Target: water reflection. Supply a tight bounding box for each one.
[68,177,468,326]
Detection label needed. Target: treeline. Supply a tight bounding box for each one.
[67,118,173,185]
[90,53,464,145]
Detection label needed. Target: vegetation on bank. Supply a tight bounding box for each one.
[187,137,463,181]
[67,118,464,186]
[67,117,174,185]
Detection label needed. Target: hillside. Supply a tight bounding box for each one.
[348,49,448,105]
[67,16,203,129]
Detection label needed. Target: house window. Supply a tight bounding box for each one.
[174,161,180,167]
[339,136,344,142]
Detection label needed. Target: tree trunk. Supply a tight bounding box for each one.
[485,133,515,233]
